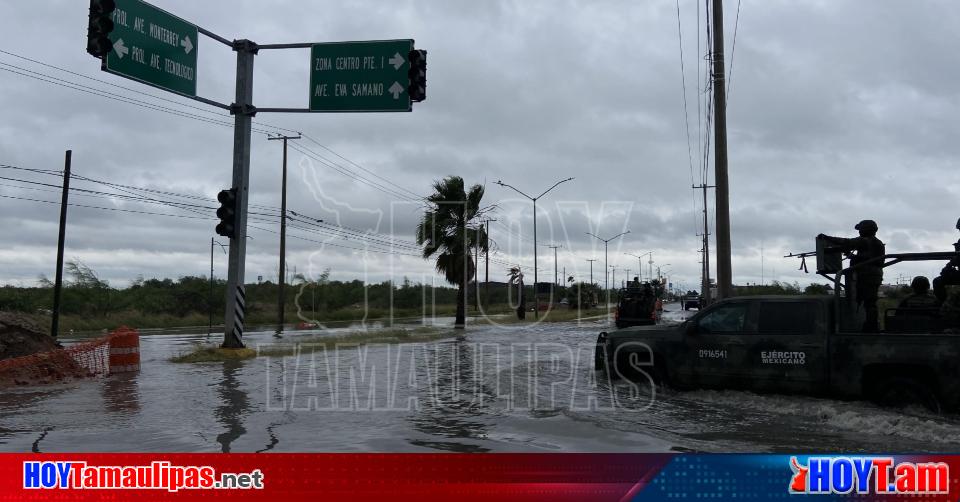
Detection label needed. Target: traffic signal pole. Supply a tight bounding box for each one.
[85,3,427,347]
[222,41,256,349]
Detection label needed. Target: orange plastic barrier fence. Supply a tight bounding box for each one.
[0,326,139,387]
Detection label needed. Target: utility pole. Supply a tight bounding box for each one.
[267,133,301,336]
[547,245,561,287]
[693,184,714,305]
[473,226,480,311]
[50,150,71,339]
[610,265,617,291]
[483,218,496,308]
[209,238,227,335]
[586,259,597,285]
[495,177,574,318]
[624,269,631,287]
[712,0,732,300]
[760,239,765,286]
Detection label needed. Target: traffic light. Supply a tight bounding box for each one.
[86,0,116,58]
[216,188,238,238]
[407,49,427,102]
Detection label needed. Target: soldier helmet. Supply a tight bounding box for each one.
[910,276,930,294]
[854,219,878,233]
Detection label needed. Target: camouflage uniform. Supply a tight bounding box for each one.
[820,220,885,332]
[898,276,937,309]
[934,221,960,330]
[899,293,938,309]
[941,285,960,332]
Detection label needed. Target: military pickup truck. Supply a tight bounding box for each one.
[614,285,657,328]
[595,295,960,412]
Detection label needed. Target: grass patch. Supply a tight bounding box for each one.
[170,347,257,363]
[170,326,451,363]
[479,307,613,324]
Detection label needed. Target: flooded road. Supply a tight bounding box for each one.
[2,303,960,453]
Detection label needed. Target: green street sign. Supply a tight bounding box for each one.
[309,40,414,112]
[103,0,198,97]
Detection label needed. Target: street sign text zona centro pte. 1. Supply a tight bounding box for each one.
[309,40,413,112]
[104,0,198,97]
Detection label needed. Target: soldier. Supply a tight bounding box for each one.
[898,276,937,309]
[818,219,886,332]
[934,218,960,331]
[933,217,960,304]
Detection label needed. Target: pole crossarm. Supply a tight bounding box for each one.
[586,231,630,244]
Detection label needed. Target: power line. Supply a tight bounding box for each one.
[676,0,701,238]
[0,48,229,120]
[0,52,539,257]
[0,61,277,136]
[288,142,421,202]
[301,134,425,201]
[0,193,212,220]
[727,0,743,101]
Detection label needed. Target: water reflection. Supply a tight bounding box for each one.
[31,427,52,453]
[214,361,249,452]
[101,374,141,414]
[407,341,491,452]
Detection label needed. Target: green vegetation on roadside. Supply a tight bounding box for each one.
[170,326,450,363]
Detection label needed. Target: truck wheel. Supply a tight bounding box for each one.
[594,333,608,372]
[873,377,942,415]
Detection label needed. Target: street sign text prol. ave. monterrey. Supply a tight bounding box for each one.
[309,40,414,112]
[104,0,198,97]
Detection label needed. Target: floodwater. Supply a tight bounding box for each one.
[2,303,960,453]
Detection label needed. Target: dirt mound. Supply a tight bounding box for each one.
[0,312,60,361]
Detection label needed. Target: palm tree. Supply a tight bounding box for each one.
[416,176,489,328]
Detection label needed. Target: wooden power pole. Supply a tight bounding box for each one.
[267,133,301,336]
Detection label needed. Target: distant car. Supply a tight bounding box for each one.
[682,293,701,310]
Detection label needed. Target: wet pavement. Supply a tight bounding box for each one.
[2,303,960,453]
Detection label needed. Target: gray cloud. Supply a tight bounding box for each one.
[0,0,957,293]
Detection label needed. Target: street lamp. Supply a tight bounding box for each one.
[625,253,647,282]
[495,177,574,318]
[586,231,630,292]
[636,251,654,282]
[657,264,672,283]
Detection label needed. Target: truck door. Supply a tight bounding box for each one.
[682,301,754,388]
[748,300,827,393]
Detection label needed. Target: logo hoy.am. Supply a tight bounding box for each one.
[789,456,949,495]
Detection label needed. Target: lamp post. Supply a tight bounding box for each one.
[586,231,630,293]
[657,264,672,284]
[495,177,574,318]
[625,253,648,282]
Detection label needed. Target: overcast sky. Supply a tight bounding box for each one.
[1,0,958,292]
